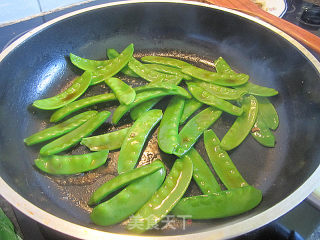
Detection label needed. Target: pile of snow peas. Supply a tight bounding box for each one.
[24,43,279,233]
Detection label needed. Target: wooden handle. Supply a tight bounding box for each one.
[245,9,320,54]
[205,0,320,54]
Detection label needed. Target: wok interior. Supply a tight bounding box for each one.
[0,2,320,236]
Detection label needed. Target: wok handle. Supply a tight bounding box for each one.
[247,9,320,55]
[206,0,320,55]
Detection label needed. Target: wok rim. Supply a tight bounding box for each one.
[0,0,320,239]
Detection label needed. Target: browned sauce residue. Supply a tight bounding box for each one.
[251,127,260,133]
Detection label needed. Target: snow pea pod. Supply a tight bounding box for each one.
[173,107,222,157]
[179,98,203,124]
[50,85,148,122]
[85,44,134,85]
[129,70,183,120]
[50,93,116,122]
[236,82,278,97]
[127,156,193,233]
[91,167,165,226]
[34,150,109,175]
[158,96,185,154]
[81,127,130,151]
[204,129,248,189]
[251,114,275,147]
[89,160,164,205]
[40,111,110,156]
[133,82,183,92]
[106,48,139,77]
[141,56,192,69]
[104,77,135,105]
[0,208,21,240]
[171,185,262,219]
[128,58,182,83]
[250,96,277,147]
[214,56,236,74]
[185,148,221,194]
[112,86,190,124]
[214,57,278,97]
[118,109,163,174]
[33,71,92,110]
[191,80,247,100]
[182,65,249,87]
[130,96,163,121]
[24,111,97,146]
[187,82,243,116]
[0,208,15,232]
[70,53,108,72]
[256,96,279,130]
[146,64,192,80]
[220,95,258,151]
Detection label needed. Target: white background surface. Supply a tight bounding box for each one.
[0,0,287,25]
[0,0,89,24]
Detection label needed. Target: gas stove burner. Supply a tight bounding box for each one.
[300,4,320,26]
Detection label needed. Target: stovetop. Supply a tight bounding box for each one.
[0,0,319,239]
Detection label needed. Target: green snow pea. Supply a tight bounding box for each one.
[133,82,183,92]
[256,97,279,130]
[33,71,92,110]
[204,129,248,189]
[118,109,163,174]
[173,107,222,157]
[0,208,14,233]
[104,77,135,105]
[182,65,249,87]
[130,96,163,120]
[40,111,110,156]
[112,86,190,124]
[70,53,108,72]
[220,95,258,151]
[71,44,134,85]
[106,48,139,77]
[158,96,185,154]
[141,56,192,69]
[129,76,183,121]
[50,84,149,122]
[250,96,277,147]
[34,150,109,175]
[191,80,247,100]
[81,127,130,151]
[146,64,192,80]
[214,56,236,74]
[171,185,262,219]
[0,208,21,240]
[50,93,116,122]
[127,156,193,233]
[90,44,134,85]
[214,57,278,97]
[185,148,221,194]
[251,113,275,147]
[129,68,183,120]
[236,82,278,97]
[89,160,164,205]
[179,98,203,124]
[108,51,185,83]
[128,58,182,83]
[24,111,97,146]
[187,82,243,116]
[91,167,166,226]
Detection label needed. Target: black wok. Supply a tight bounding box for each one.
[0,1,319,239]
